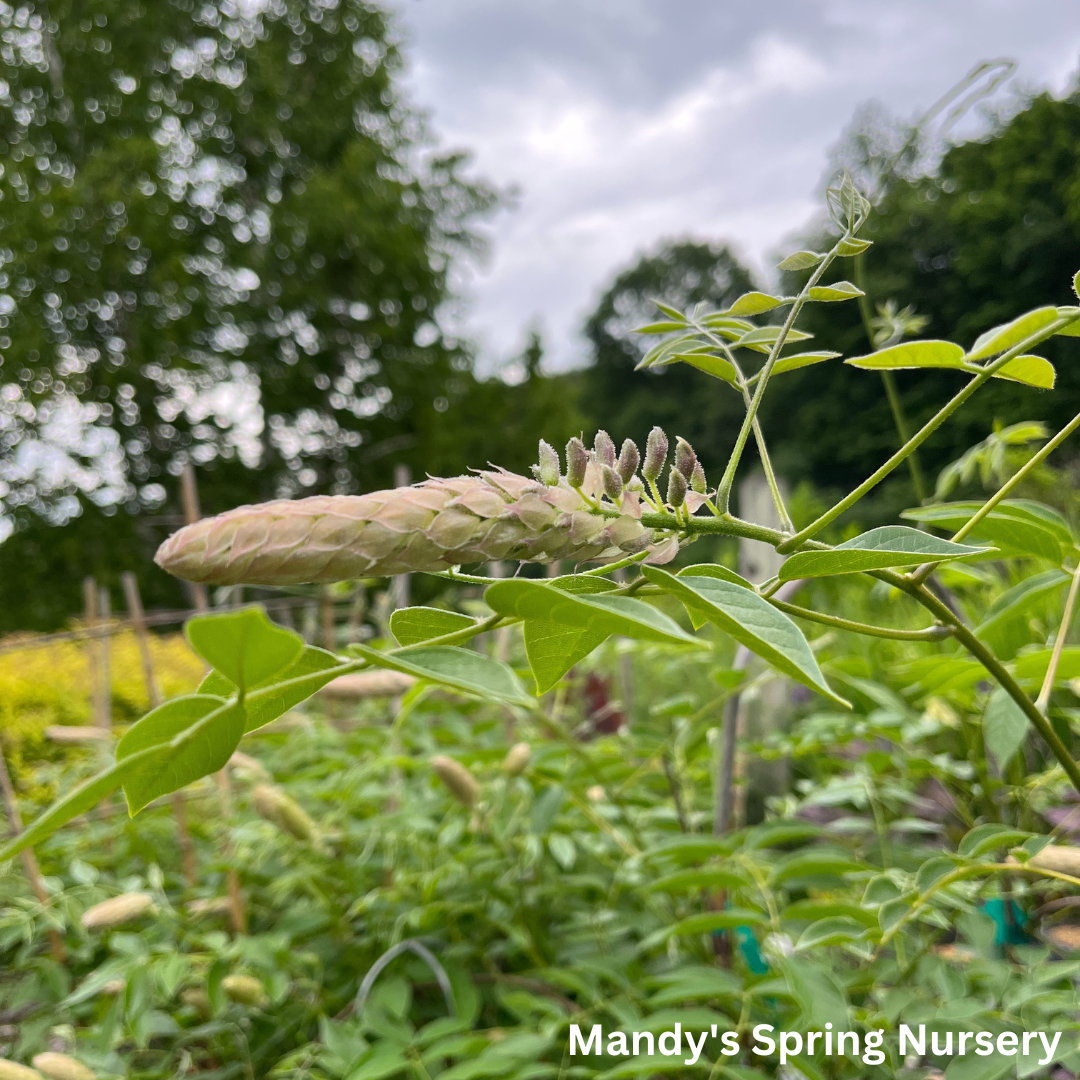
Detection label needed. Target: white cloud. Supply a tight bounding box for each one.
[391,0,1080,373]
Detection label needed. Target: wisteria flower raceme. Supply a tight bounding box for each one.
[155,464,682,587]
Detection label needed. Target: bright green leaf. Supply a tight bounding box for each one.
[186,607,304,691]
[796,917,867,950]
[993,354,1055,389]
[391,607,476,646]
[648,867,751,892]
[667,352,739,385]
[1056,306,1080,336]
[915,856,958,892]
[117,694,245,813]
[983,688,1030,771]
[744,820,824,848]
[845,339,965,371]
[724,291,793,317]
[966,306,1059,360]
[735,325,813,353]
[782,900,877,927]
[633,321,687,335]
[769,351,843,377]
[1012,647,1080,688]
[807,280,864,302]
[200,645,344,733]
[642,835,736,864]
[350,644,531,705]
[672,910,766,935]
[958,823,1034,858]
[770,850,864,884]
[976,569,1070,638]
[522,621,608,694]
[677,564,754,590]
[836,237,872,256]
[777,250,825,271]
[901,500,1072,563]
[779,526,991,580]
[642,567,849,707]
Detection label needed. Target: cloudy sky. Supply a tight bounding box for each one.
[387,1,1080,374]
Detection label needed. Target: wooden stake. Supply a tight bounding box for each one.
[122,571,198,888]
[180,463,209,614]
[82,576,101,726]
[390,464,411,610]
[0,745,65,962]
[180,464,244,931]
[95,585,112,730]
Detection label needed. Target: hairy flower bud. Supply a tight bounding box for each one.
[535,440,560,486]
[642,426,668,483]
[32,1056,95,1080]
[690,461,707,494]
[593,430,616,468]
[432,755,479,807]
[674,437,697,481]
[0,1060,43,1080]
[601,465,623,503]
[222,974,268,1007]
[503,742,531,776]
[252,783,317,842]
[81,892,155,931]
[155,469,667,586]
[565,437,588,488]
[666,467,687,509]
[616,439,640,484]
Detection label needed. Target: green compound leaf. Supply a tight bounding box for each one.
[642,567,849,707]
[994,353,1056,389]
[117,694,245,814]
[350,643,531,706]
[724,291,794,317]
[485,578,702,695]
[777,250,825,271]
[902,500,1073,564]
[807,280,864,302]
[390,606,476,646]
[836,236,873,255]
[965,305,1059,361]
[186,606,304,691]
[779,526,991,580]
[200,645,344,733]
[845,339,966,371]
[983,687,1030,771]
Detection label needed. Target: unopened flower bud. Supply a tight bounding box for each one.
[503,742,531,776]
[0,1061,44,1080]
[616,439,640,484]
[666,467,687,508]
[690,461,707,494]
[432,755,479,807]
[32,1055,96,1080]
[601,465,623,502]
[222,974,268,1007]
[565,437,588,488]
[593,430,616,468]
[252,783,317,842]
[643,426,668,482]
[81,892,155,931]
[675,437,697,481]
[535,440,560,486]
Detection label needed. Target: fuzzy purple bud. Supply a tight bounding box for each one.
[690,461,707,494]
[566,437,588,488]
[601,464,624,502]
[536,440,560,486]
[593,430,616,469]
[642,426,668,483]
[666,467,687,508]
[616,439,640,485]
[675,437,697,481]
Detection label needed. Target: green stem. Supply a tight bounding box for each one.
[780,311,1080,552]
[714,239,844,514]
[768,597,951,641]
[1035,565,1080,714]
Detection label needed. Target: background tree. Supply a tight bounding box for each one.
[0,0,583,630]
[768,87,1080,499]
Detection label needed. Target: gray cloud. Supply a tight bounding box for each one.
[389,0,1080,372]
